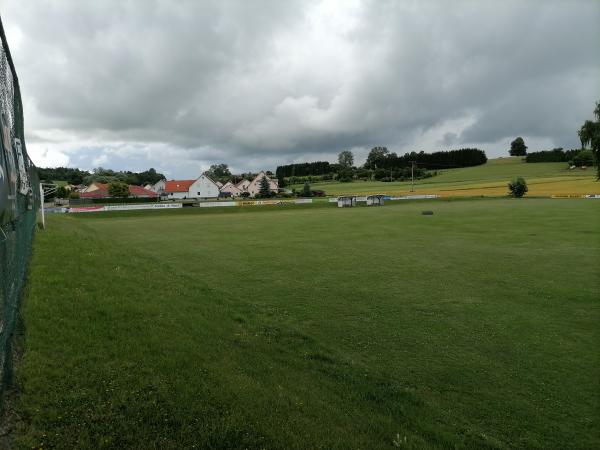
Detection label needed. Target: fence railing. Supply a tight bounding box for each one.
[0,14,40,406]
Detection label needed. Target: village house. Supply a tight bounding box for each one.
[235,179,251,192]
[80,182,157,199]
[163,173,220,199]
[246,171,279,197]
[219,181,243,197]
[150,179,166,194]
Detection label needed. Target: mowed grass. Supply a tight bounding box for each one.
[16,199,600,449]
[292,157,599,197]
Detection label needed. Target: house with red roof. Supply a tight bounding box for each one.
[80,181,157,199]
[163,173,220,199]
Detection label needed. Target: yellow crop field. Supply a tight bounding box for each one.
[293,158,599,198]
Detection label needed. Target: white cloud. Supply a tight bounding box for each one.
[2,0,599,176]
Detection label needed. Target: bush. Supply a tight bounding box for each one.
[301,182,312,197]
[55,185,68,199]
[573,149,595,167]
[508,177,528,198]
[337,168,353,182]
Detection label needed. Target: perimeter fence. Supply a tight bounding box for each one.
[0,15,40,405]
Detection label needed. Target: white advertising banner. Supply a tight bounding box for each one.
[199,201,237,207]
[389,194,439,200]
[69,203,182,213]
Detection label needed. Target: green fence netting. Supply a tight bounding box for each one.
[0,15,40,404]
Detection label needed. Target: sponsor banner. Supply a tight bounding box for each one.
[389,194,439,200]
[69,203,182,213]
[552,194,581,198]
[551,194,596,199]
[294,198,313,204]
[44,207,68,214]
[238,199,291,206]
[330,194,438,202]
[103,203,182,211]
[199,201,236,207]
[69,205,105,213]
[14,138,30,195]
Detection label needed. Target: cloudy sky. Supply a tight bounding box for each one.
[2,0,599,178]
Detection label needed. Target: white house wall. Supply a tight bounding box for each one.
[152,179,166,193]
[189,175,220,198]
[167,191,189,199]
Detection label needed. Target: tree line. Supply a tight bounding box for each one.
[525,148,593,166]
[363,147,487,170]
[508,101,599,178]
[37,166,165,186]
[274,147,487,184]
[275,161,333,178]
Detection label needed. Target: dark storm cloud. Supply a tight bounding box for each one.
[2,0,599,175]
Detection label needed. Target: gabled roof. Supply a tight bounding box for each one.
[81,188,108,198]
[129,185,157,197]
[201,172,221,187]
[248,171,278,188]
[164,180,196,193]
[235,179,250,189]
[80,184,158,198]
[220,181,242,192]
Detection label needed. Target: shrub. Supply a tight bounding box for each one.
[508,177,528,198]
[108,181,129,198]
[338,168,353,182]
[301,182,312,197]
[55,185,68,199]
[573,149,595,167]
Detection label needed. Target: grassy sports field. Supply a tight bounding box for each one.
[291,157,599,197]
[15,199,599,448]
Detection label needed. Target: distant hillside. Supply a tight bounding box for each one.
[292,157,598,197]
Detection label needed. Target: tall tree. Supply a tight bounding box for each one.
[578,101,600,179]
[338,150,354,168]
[258,176,271,198]
[509,137,528,156]
[365,146,389,169]
[301,181,312,197]
[207,163,232,181]
[108,181,129,198]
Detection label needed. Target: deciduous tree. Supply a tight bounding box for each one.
[509,137,527,156]
[508,177,528,197]
[338,150,354,168]
[365,146,389,169]
[108,181,129,198]
[578,101,600,179]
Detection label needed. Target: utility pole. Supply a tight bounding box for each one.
[410,161,415,192]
